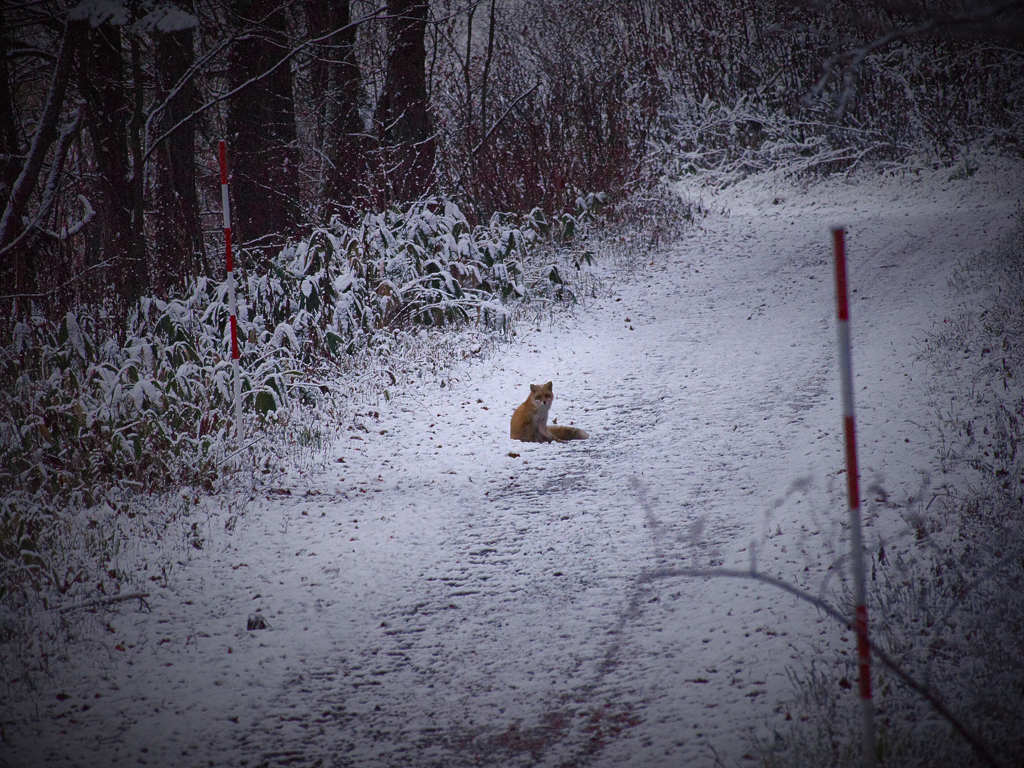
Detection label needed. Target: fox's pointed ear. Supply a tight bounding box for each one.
[544,381,553,391]
[529,384,539,393]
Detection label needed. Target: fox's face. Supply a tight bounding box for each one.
[530,382,554,415]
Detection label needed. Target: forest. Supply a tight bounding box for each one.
[3,1,1020,310]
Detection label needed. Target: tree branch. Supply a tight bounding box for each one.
[813,0,1024,113]
[0,256,115,301]
[471,79,541,156]
[56,592,151,614]
[33,194,95,241]
[646,566,1003,768]
[0,17,80,251]
[142,5,388,168]
[0,104,84,258]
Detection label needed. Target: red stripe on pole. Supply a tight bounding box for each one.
[219,139,243,440]
[856,604,872,699]
[843,414,860,509]
[832,225,875,764]
[833,227,850,321]
[230,315,240,359]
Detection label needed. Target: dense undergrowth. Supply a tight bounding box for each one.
[762,209,1024,768]
[0,192,611,606]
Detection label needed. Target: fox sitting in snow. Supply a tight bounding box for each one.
[510,381,589,442]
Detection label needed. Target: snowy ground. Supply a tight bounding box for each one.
[3,157,1021,767]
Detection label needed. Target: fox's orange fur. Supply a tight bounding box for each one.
[510,381,589,443]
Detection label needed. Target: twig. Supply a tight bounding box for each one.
[0,257,115,301]
[57,592,151,614]
[471,80,541,157]
[218,433,269,467]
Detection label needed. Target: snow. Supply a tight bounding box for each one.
[2,157,1021,766]
[68,2,198,33]
[67,1,130,28]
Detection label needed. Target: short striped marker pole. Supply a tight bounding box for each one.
[832,226,875,766]
[219,140,243,441]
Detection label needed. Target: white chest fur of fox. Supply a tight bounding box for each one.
[509,381,588,442]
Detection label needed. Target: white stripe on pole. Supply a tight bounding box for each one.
[219,140,243,441]
[832,226,875,766]
[221,184,231,231]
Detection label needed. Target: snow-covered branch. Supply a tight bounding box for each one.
[471,79,541,157]
[0,17,81,252]
[34,193,95,241]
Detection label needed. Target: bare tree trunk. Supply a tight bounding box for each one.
[0,9,20,200]
[0,18,83,314]
[227,0,300,245]
[153,2,205,288]
[129,36,147,293]
[375,0,435,203]
[306,0,366,218]
[79,20,148,305]
[479,0,497,137]
[462,1,475,133]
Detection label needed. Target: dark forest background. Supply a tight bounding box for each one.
[3,0,1022,323]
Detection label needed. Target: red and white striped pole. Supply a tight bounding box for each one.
[832,226,875,766]
[219,140,243,441]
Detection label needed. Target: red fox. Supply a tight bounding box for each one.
[510,381,589,442]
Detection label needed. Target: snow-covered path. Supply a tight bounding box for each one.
[4,159,1020,767]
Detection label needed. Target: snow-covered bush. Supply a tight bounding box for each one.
[649,20,1023,184]
[0,195,600,602]
[650,94,900,185]
[236,194,603,407]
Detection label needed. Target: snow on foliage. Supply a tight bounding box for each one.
[0,195,601,596]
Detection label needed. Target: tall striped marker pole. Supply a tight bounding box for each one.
[219,140,243,441]
[832,226,875,766]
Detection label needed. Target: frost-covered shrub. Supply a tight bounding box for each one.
[650,27,1023,182]
[234,195,600,410]
[0,291,232,596]
[0,195,600,600]
[255,198,529,352]
[650,94,897,185]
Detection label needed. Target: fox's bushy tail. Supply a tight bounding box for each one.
[548,425,589,441]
